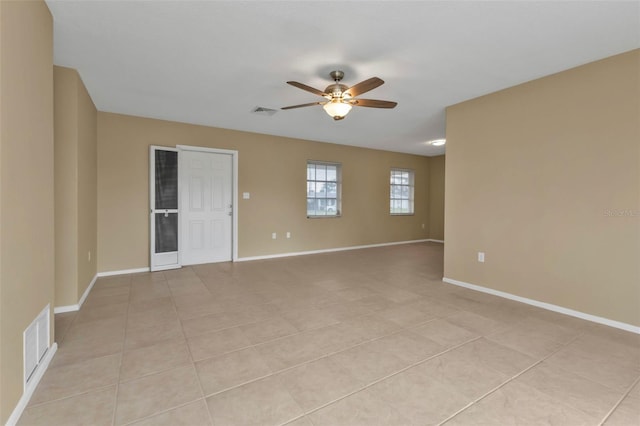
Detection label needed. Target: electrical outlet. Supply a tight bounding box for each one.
[421,223,425,229]
[88,251,91,262]
[286,232,291,239]
[478,252,485,263]
[272,232,277,239]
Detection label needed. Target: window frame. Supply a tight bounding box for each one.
[390,168,415,215]
[306,160,342,218]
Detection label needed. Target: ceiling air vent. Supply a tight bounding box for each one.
[251,106,278,116]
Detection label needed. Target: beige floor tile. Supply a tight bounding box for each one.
[405,297,460,318]
[172,292,218,309]
[518,362,625,420]
[448,337,536,377]
[367,366,471,425]
[528,308,591,331]
[82,293,130,308]
[206,375,304,426]
[350,294,397,312]
[195,347,272,396]
[25,244,631,426]
[173,292,228,320]
[124,318,185,351]
[413,347,510,400]
[308,323,368,353]
[129,281,172,302]
[545,336,640,392]
[120,338,192,382]
[332,286,378,301]
[576,332,640,368]
[239,315,299,345]
[581,323,640,349]
[312,278,352,291]
[329,339,410,385]
[29,353,120,405]
[94,275,132,288]
[446,380,597,425]
[53,312,76,342]
[367,285,421,303]
[167,278,209,297]
[129,400,212,426]
[445,310,512,336]
[377,303,438,328]
[278,305,341,331]
[115,365,202,425]
[130,271,166,284]
[368,330,445,364]
[52,334,124,368]
[18,386,116,426]
[128,296,174,314]
[487,326,564,358]
[181,311,247,338]
[512,315,582,343]
[255,329,327,372]
[604,383,640,425]
[283,416,314,426]
[317,300,377,321]
[62,315,126,343]
[88,284,131,299]
[278,357,364,412]
[411,318,479,348]
[126,304,178,330]
[163,267,198,280]
[74,301,129,325]
[187,326,252,361]
[308,387,412,426]
[337,313,402,341]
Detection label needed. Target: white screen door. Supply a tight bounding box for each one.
[180,149,233,265]
[150,146,180,271]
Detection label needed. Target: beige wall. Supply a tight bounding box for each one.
[428,155,445,240]
[0,1,54,423]
[76,68,98,301]
[54,66,98,307]
[445,50,640,327]
[98,113,432,271]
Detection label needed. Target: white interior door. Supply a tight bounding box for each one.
[150,146,180,271]
[180,149,233,265]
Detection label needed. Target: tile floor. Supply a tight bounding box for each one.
[18,242,640,425]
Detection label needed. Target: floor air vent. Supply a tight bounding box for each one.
[24,305,50,386]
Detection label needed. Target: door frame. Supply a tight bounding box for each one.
[177,145,239,263]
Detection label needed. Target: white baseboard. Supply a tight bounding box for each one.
[443,277,640,335]
[53,273,98,314]
[426,239,444,243]
[97,267,149,277]
[6,343,58,426]
[53,304,79,314]
[237,239,431,262]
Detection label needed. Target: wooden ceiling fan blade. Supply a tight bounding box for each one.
[345,77,384,97]
[351,99,397,108]
[286,81,328,97]
[281,101,325,110]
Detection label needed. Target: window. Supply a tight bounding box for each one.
[390,168,414,215]
[307,161,341,217]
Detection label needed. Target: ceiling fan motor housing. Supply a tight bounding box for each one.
[325,83,349,98]
[329,70,344,82]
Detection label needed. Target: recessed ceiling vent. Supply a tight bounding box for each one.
[251,106,278,116]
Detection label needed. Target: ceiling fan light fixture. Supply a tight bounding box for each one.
[323,99,352,120]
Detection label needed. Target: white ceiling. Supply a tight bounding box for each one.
[46,1,639,156]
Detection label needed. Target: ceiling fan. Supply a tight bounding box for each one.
[282,70,397,121]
